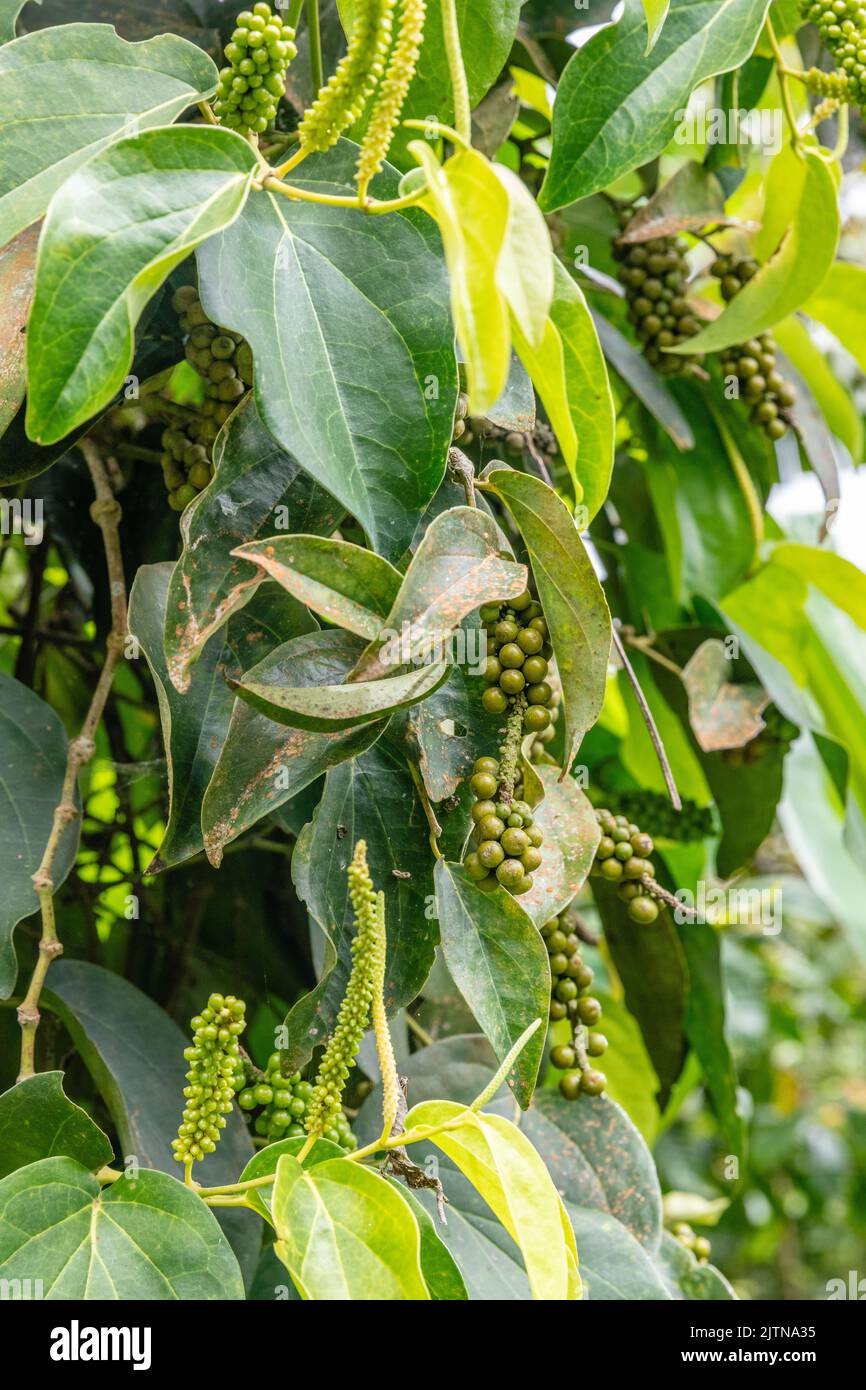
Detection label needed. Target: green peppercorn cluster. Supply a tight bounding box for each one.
[612,226,704,377]
[528,678,560,762]
[236,1052,357,1148]
[710,257,796,440]
[590,788,714,842]
[304,842,379,1140]
[672,1222,712,1262]
[478,591,556,732]
[456,410,560,465]
[161,286,253,511]
[590,809,661,925]
[214,4,297,136]
[172,993,246,1166]
[464,756,544,896]
[802,1,866,106]
[542,914,608,1100]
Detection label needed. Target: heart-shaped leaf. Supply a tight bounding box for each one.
[0,1157,243,1298]
[196,141,457,562]
[26,125,257,444]
[682,637,768,751]
[0,23,217,247]
[273,1153,430,1300]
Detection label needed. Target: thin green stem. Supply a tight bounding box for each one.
[403,117,468,150]
[438,0,471,144]
[307,0,323,93]
[764,16,804,155]
[260,174,426,215]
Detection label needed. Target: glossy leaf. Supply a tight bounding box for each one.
[200,629,388,866]
[0,671,79,998]
[273,1154,430,1300]
[287,744,437,1071]
[232,536,402,641]
[236,1136,347,1225]
[510,261,615,518]
[412,140,511,414]
[26,126,256,444]
[196,141,456,562]
[404,1099,580,1301]
[382,1177,469,1301]
[678,149,839,355]
[480,466,612,774]
[0,23,217,247]
[567,1204,671,1299]
[0,1072,112,1180]
[434,860,550,1108]
[164,392,342,695]
[541,0,775,210]
[0,1157,243,1298]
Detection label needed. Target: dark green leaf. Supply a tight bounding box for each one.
[26,125,256,444]
[434,860,550,1108]
[541,0,774,210]
[566,1204,671,1299]
[201,629,388,865]
[0,1071,112,1179]
[480,466,611,774]
[656,1230,737,1299]
[590,877,689,1104]
[196,141,457,562]
[0,23,218,248]
[593,311,695,450]
[383,1177,469,1300]
[0,1157,243,1298]
[0,671,79,998]
[164,392,342,694]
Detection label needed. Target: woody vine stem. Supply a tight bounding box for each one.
[16,440,127,1080]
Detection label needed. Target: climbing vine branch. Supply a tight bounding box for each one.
[17,438,127,1081]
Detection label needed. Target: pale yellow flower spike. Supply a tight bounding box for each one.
[372,889,400,1142]
[356,0,427,198]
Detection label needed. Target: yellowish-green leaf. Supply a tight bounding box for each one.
[673,149,839,355]
[642,0,671,52]
[770,543,866,632]
[494,163,554,349]
[510,261,614,517]
[509,65,552,120]
[272,1154,430,1300]
[405,1100,580,1300]
[803,260,866,376]
[411,140,510,413]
